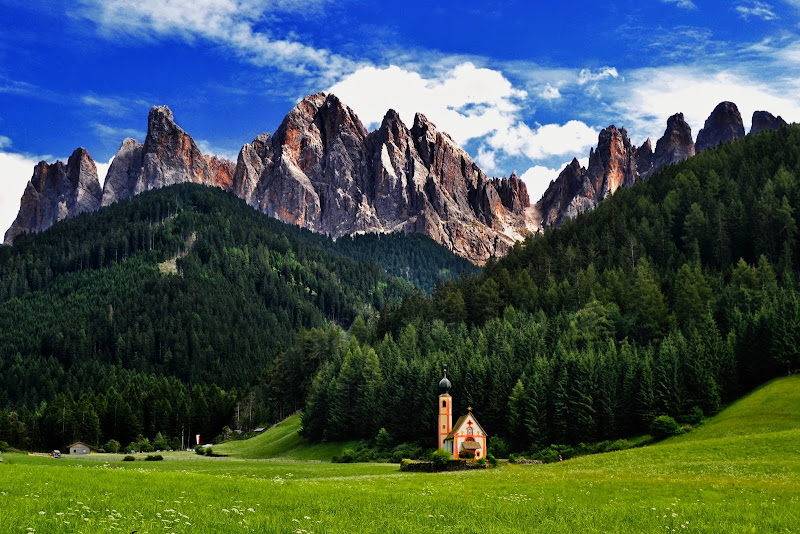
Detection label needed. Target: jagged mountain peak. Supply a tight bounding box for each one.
[652,112,695,173]
[4,147,102,244]
[148,104,174,124]
[102,105,234,207]
[751,110,787,135]
[696,101,745,153]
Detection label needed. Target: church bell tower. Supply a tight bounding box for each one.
[438,367,452,450]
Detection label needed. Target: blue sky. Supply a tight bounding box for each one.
[2,0,800,234]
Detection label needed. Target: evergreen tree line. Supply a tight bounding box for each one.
[300,125,800,453]
[0,372,239,452]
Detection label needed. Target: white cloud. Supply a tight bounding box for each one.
[328,63,525,145]
[780,42,800,62]
[578,67,619,85]
[520,157,589,204]
[0,136,11,150]
[736,1,779,20]
[78,0,352,82]
[539,84,561,100]
[660,0,697,8]
[476,147,499,174]
[486,120,598,161]
[610,66,800,144]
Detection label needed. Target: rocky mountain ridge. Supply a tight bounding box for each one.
[5,93,533,263]
[536,102,786,229]
[4,97,790,262]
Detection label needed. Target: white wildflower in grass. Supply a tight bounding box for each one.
[38,511,45,515]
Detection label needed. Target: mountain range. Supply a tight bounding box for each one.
[3,96,787,263]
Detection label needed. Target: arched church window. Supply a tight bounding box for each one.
[467,427,473,435]
[442,400,447,408]
[466,437,475,442]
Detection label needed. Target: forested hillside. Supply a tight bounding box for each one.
[332,233,479,293]
[0,184,473,452]
[299,124,800,454]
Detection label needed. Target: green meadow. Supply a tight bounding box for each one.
[1,376,799,533]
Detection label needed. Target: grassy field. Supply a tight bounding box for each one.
[211,413,358,460]
[1,376,799,533]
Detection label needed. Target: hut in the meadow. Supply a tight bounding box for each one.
[67,442,97,455]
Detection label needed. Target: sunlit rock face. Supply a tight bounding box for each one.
[232,93,536,264]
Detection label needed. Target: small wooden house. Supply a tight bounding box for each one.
[67,442,97,455]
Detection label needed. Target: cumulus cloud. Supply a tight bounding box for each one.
[578,67,619,85]
[328,63,525,143]
[487,120,598,161]
[539,84,561,100]
[328,62,597,165]
[736,1,779,20]
[610,66,800,144]
[520,157,589,205]
[660,0,697,8]
[78,0,352,82]
[476,147,499,174]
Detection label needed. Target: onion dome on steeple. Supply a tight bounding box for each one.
[438,367,452,394]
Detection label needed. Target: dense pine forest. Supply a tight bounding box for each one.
[0,184,473,452]
[299,124,800,455]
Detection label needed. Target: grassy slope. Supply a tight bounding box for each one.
[212,413,358,460]
[674,375,800,441]
[1,377,798,533]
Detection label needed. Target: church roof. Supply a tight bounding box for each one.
[443,412,487,441]
[438,368,451,394]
